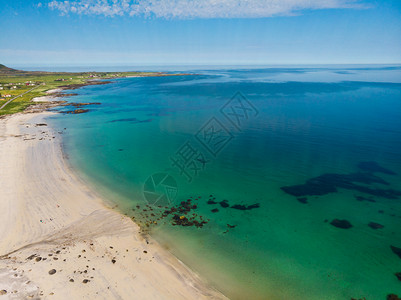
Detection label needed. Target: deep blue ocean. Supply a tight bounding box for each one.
[48,66,401,299]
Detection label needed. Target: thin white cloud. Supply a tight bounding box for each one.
[47,0,365,19]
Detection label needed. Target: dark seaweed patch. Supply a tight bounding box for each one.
[355,195,376,202]
[358,161,396,175]
[206,197,260,211]
[219,200,229,208]
[391,246,401,260]
[330,219,353,229]
[211,208,219,213]
[368,222,384,229]
[231,203,260,210]
[281,172,400,199]
[297,197,308,204]
[108,118,152,124]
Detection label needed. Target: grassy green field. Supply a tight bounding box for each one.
[0,64,168,116]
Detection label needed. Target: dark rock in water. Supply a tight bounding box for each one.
[297,197,308,204]
[211,208,219,213]
[391,246,401,259]
[330,219,353,229]
[64,109,89,114]
[231,203,260,210]
[207,200,217,204]
[48,269,56,275]
[368,222,384,229]
[68,102,100,107]
[355,195,376,202]
[378,210,384,214]
[387,294,401,300]
[395,272,401,282]
[358,161,396,175]
[219,200,229,208]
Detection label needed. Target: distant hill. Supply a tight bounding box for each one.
[0,64,24,75]
[0,64,69,76]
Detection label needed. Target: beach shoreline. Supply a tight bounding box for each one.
[0,111,226,299]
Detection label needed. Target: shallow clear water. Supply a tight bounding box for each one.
[48,66,401,299]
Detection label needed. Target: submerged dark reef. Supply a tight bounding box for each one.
[281,161,401,297]
[281,161,400,199]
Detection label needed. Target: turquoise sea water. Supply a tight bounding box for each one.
[48,66,401,299]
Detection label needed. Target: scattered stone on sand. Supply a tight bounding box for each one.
[111,259,116,264]
[48,269,56,275]
[395,272,401,282]
[0,290,7,295]
[35,257,42,262]
[330,219,353,229]
[391,246,401,260]
[69,279,74,282]
[368,222,384,229]
[387,294,401,300]
[82,279,90,284]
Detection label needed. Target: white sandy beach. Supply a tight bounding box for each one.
[0,111,227,299]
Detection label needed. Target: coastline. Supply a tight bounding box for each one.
[0,111,227,299]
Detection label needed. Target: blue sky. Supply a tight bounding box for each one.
[1,0,401,67]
